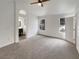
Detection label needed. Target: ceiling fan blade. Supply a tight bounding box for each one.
[31,2,39,5]
[42,0,49,2]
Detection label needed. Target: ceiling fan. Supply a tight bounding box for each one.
[30,0,50,7]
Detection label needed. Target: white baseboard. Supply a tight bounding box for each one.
[77,47,79,53]
[0,41,14,48]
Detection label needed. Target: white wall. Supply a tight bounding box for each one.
[38,15,75,40]
[27,13,38,38]
[76,12,79,53]
[65,17,74,43]
[0,0,14,48]
[38,15,64,39]
[76,0,79,53]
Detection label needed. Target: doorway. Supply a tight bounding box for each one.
[18,16,26,41]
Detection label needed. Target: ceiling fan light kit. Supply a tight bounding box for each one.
[31,0,50,7]
[38,3,41,6]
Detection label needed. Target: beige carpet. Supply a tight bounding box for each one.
[0,35,79,59]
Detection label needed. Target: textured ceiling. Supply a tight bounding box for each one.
[25,0,77,16]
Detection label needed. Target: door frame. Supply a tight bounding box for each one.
[14,0,28,43]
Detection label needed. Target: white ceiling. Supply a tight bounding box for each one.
[26,0,77,16]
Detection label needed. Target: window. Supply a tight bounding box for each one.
[60,18,65,25]
[40,19,45,30]
[59,18,65,33]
